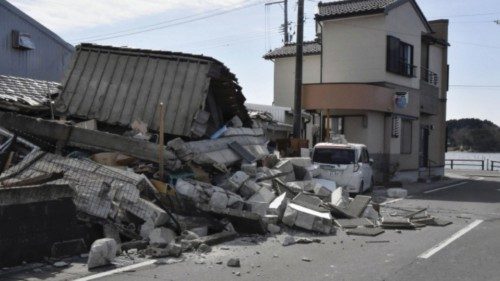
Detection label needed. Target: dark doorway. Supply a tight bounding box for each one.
[420,127,430,167]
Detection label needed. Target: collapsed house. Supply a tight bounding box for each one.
[0,44,452,270]
[54,43,251,138]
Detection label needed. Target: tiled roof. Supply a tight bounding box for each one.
[317,0,400,20]
[264,41,321,59]
[0,75,58,111]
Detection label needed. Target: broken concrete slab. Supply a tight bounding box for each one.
[345,195,372,218]
[149,227,177,246]
[198,231,237,246]
[282,202,333,234]
[228,171,250,189]
[346,228,385,237]
[268,193,287,219]
[87,238,117,269]
[274,160,295,182]
[380,217,415,229]
[387,188,408,198]
[330,187,349,209]
[197,204,267,234]
[334,218,374,229]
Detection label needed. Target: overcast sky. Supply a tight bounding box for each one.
[8,0,500,125]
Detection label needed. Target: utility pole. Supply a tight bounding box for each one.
[284,0,289,43]
[292,0,304,138]
[265,0,289,43]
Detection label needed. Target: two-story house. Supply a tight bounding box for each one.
[264,0,449,183]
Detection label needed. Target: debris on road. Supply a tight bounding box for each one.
[227,258,241,267]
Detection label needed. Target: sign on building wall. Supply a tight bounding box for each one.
[394,92,409,109]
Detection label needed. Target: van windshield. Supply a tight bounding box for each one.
[313,148,356,165]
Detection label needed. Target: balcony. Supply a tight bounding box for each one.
[421,67,439,86]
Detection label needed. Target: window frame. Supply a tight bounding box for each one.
[386,35,415,77]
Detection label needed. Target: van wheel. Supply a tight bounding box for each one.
[368,177,374,191]
[359,181,364,194]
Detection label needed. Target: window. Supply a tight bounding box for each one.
[387,36,414,77]
[12,30,35,50]
[401,119,412,154]
[312,148,355,165]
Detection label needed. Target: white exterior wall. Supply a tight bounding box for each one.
[385,2,427,89]
[343,112,384,154]
[273,55,321,108]
[320,2,427,89]
[321,14,386,83]
[428,45,443,89]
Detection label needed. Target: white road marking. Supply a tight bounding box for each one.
[73,259,157,281]
[418,219,483,259]
[423,182,468,194]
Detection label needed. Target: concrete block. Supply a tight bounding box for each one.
[267,224,281,234]
[284,203,333,234]
[274,160,295,182]
[330,187,350,209]
[245,201,269,217]
[239,179,261,199]
[387,188,408,198]
[149,227,177,246]
[240,163,257,176]
[139,220,155,239]
[175,179,200,202]
[286,181,316,193]
[87,238,117,269]
[227,171,250,192]
[209,191,229,210]
[314,184,332,197]
[281,157,312,167]
[248,186,276,203]
[313,178,337,192]
[281,204,298,227]
[124,198,168,226]
[268,193,287,219]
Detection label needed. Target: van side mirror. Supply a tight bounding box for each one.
[369,158,374,165]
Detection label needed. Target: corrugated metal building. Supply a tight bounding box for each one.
[55,44,251,138]
[0,0,74,82]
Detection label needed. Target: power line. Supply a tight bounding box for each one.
[71,1,263,42]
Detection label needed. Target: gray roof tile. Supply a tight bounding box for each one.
[317,0,399,19]
[264,41,321,59]
[0,75,58,110]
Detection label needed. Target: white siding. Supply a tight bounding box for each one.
[273,55,321,108]
[428,45,443,89]
[321,14,386,84]
[385,1,427,89]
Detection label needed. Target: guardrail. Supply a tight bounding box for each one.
[446,159,485,170]
[491,161,500,171]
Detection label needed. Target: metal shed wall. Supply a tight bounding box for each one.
[0,0,74,82]
[55,44,217,137]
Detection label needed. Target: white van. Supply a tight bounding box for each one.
[311,142,374,194]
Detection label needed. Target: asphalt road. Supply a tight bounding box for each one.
[3,173,499,281]
[95,176,500,281]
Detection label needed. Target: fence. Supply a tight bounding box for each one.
[446,158,500,171]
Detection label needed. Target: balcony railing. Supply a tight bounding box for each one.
[399,61,417,78]
[421,67,439,86]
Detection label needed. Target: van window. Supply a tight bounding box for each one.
[313,148,355,165]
